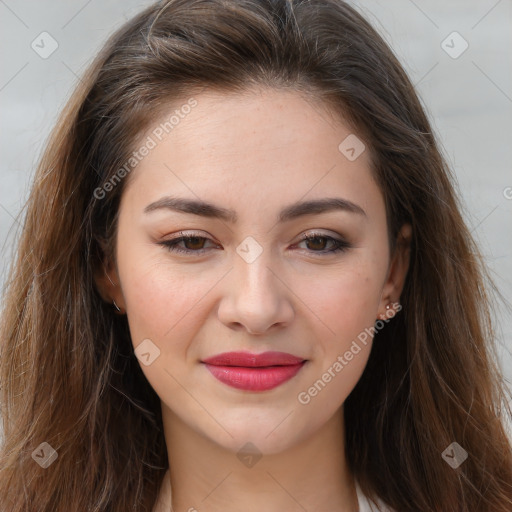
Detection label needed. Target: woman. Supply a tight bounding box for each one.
[1,0,511,510]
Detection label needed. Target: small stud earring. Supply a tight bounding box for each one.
[379,302,401,320]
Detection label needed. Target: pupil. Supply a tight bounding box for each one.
[308,236,325,250]
[187,237,204,249]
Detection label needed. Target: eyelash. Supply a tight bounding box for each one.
[158,231,351,256]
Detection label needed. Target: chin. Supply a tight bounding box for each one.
[202,413,315,457]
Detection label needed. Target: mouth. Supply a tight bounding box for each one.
[201,351,307,391]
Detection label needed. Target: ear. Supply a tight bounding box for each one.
[93,257,126,313]
[376,223,412,320]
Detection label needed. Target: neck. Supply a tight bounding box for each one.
[161,405,358,512]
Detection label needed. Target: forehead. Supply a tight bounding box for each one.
[121,87,382,221]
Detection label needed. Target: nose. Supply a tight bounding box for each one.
[217,248,295,335]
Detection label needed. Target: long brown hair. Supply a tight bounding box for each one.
[1,1,511,510]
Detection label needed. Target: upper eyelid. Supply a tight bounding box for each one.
[169,230,215,240]
[164,229,344,242]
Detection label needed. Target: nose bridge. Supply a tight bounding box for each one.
[217,236,294,333]
[234,237,278,301]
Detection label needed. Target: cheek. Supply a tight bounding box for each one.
[117,249,214,350]
[296,262,383,343]
[117,256,213,402]
[295,269,377,409]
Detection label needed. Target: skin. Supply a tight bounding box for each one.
[95,87,411,512]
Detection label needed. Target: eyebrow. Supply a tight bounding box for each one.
[144,196,367,223]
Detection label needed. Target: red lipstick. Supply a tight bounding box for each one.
[202,351,306,391]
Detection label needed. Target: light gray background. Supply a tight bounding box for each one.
[1,1,511,399]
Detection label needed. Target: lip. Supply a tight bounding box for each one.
[202,351,307,391]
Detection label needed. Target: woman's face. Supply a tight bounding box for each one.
[100,87,410,455]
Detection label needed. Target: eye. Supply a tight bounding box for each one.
[158,230,351,256]
[158,232,219,255]
[294,231,351,255]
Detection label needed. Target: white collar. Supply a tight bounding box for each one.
[355,481,394,511]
